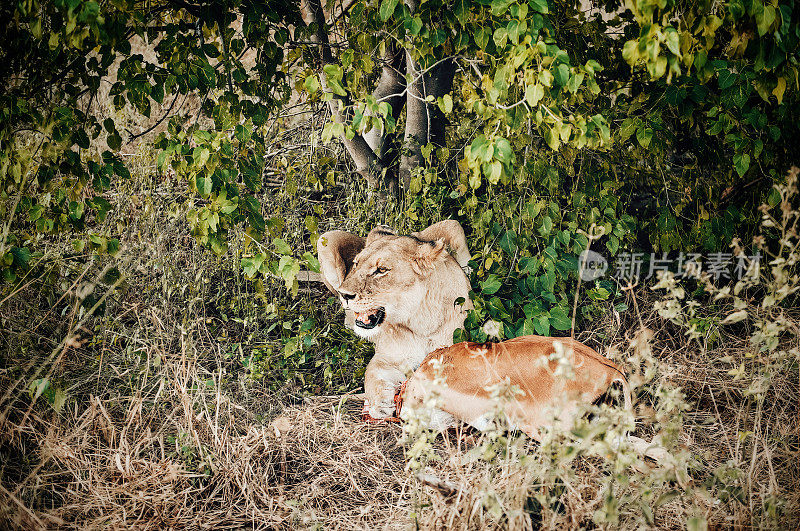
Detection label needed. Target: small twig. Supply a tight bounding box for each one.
[416,472,458,497]
[126,92,183,141]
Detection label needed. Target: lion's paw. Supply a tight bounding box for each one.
[368,401,397,419]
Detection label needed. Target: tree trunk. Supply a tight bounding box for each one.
[364,44,405,163]
[301,0,455,196]
[399,55,456,190]
[426,59,456,147]
[398,0,456,191]
[300,0,391,191]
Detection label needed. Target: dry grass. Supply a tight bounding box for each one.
[0,357,410,529]
[1,274,797,529]
[1,152,798,531]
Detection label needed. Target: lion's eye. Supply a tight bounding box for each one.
[374,266,388,275]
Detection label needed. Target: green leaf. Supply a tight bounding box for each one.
[566,72,584,93]
[11,247,31,267]
[620,117,637,142]
[326,78,347,97]
[622,39,639,65]
[235,124,252,143]
[107,238,120,256]
[107,133,122,151]
[151,83,164,104]
[219,197,238,214]
[539,70,553,87]
[549,306,572,331]
[469,135,492,162]
[498,230,517,255]
[507,20,520,45]
[493,137,513,163]
[554,64,570,87]
[773,77,786,104]
[587,287,611,301]
[468,170,481,189]
[636,126,653,149]
[475,27,490,50]
[718,69,737,90]
[525,84,544,106]
[194,175,211,196]
[664,27,680,56]
[241,253,265,278]
[538,215,553,236]
[195,147,210,167]
[73,129,90,149]
[379,0,398,21]
[519,318,537,336]
[29,378,50,401]
[439,94,453,114]
[303,251,321,273]
[767,187,781,207]
[753,138,764,159]
[69,201,84,220]
[728,0,745,19]
[406,16,423,35]
[273,238,292,255]
[757,5,776,36]
[111,159,130,180]
[487,160,502,184]
[323,63,343,81]
[733,152,750,177]
[533,314,550,335]
[490,0,515,16]
[544,127,560,151]
[481,274,502,295]
[493,27,508,49]
[3,268,16,282]
[304,74,320,94]
[529,0,548,14]
[454,0,469,25]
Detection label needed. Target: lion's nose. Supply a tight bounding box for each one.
[339,290,356,302]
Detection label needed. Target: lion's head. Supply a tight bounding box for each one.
[317,221,472,341]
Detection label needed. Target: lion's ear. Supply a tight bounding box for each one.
[317,230,365,292]
[365,225,397,246]
[412,238,447,274]
[412,220,471,269]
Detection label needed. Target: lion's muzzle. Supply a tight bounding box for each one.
[354,307,385,329]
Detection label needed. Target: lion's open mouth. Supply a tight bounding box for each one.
[354,307,385,329]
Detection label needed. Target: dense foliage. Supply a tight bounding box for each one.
[1,0,798,372]
[3,0,798,317]
[2,2,799,527]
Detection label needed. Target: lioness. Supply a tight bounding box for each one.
[318,220,472,419]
